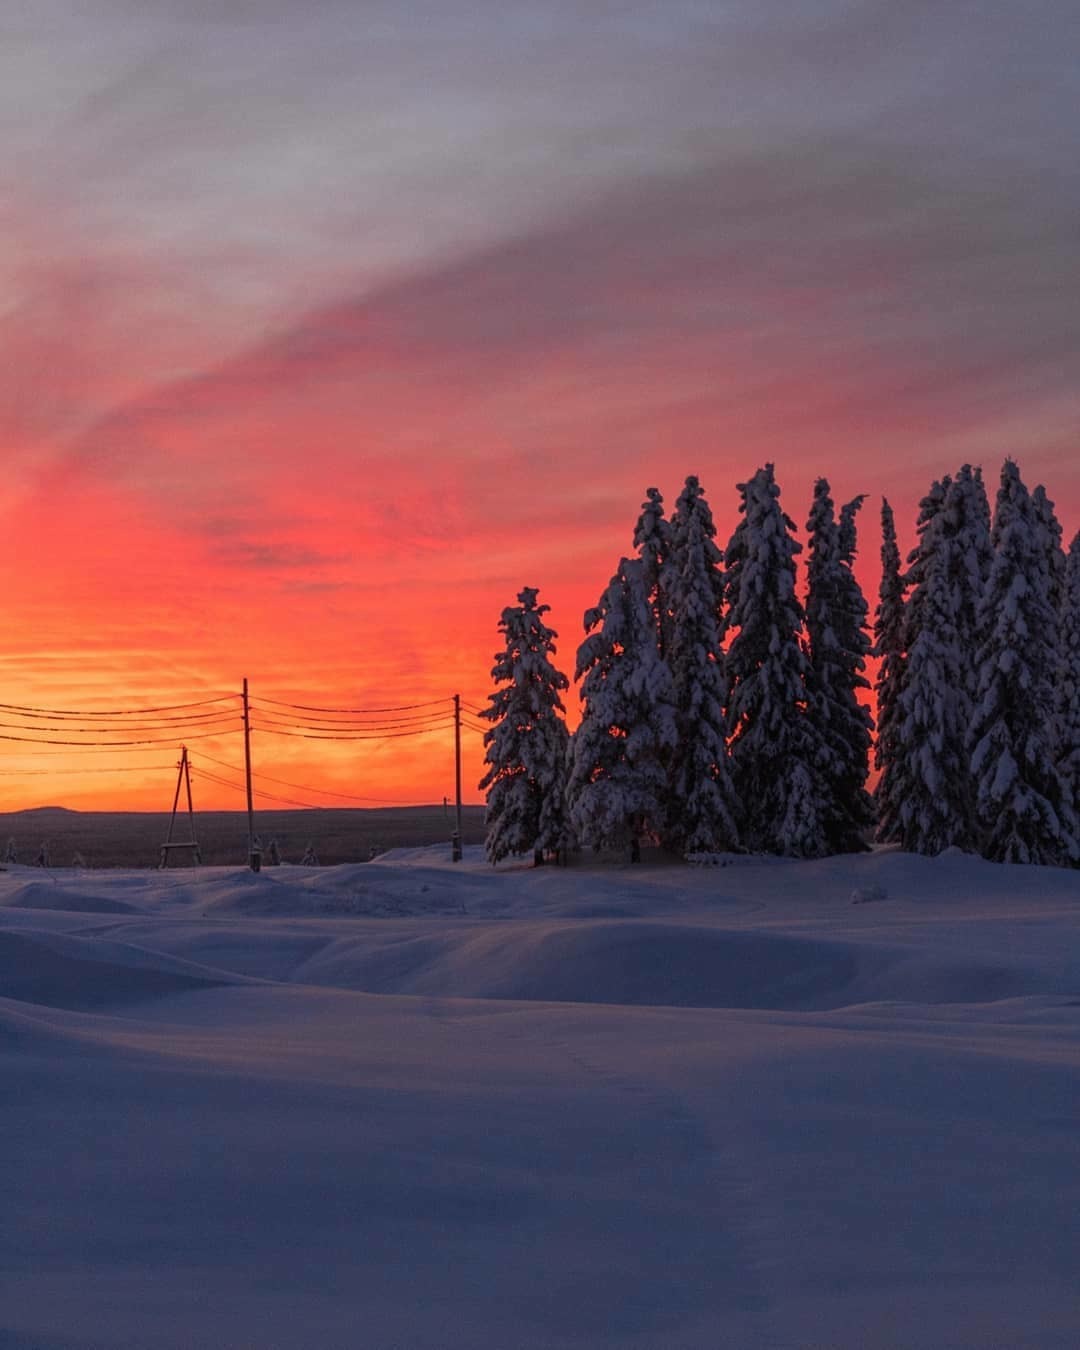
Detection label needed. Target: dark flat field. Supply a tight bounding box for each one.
[0,804,487,869]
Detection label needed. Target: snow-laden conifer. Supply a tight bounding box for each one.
[968,461,1078,866]
[942,465,992,710]
[723,465,828,858]
[479,587,571,865]
[664,475,740,855]
[1057,533,1080,825]
[1033,484,1067,615]
[633,486,674,658]
[903,476,951,643]
[1032,483,1067,757]
[891,475,974,854]
[568,557,677,860]
[805,481,874,852]
[873,498,907,843]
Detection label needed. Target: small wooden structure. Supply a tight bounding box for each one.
[159,745,201,868]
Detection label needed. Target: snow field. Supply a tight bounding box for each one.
[2,846,1079,1349]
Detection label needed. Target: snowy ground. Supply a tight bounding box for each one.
[2,846,1079,1350]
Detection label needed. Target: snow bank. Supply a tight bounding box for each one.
[1,848,1078,1350]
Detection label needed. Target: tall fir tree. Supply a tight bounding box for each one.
[479,587,571,865]
[568,557,677,860]
[903,476,951,642]
[1032,483,1068,757]
[968,462,1078,866]
[891,475,975,854]
[632,486,674,658]
[664,475,740,855]
[723,464,828,857]
[1032,484,1067,615]
[805,481,874,852]
[873,497,907,843]
[942,465,992,710]
[1057,532,1080,832]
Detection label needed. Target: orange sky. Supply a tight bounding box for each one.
[2,3,1078,812]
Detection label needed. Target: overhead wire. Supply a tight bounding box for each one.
[0,713,240,735]
[194,750,436,806]
[0,712,240,734]
[0,694,237,717]
[247,700,452,727]
[254,695,452,714]
[0,764,177,776]
[191,765,323,811]
[248,710,454,733]
[0,686,484,805]
[249,719,457,742]
[0,726,242,748]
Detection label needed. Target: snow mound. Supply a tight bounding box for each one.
[851,884,888,904]
[0,879,142,915]
[288,920,1062,1011]
[0,929,249,1011]
[197,861,501,919]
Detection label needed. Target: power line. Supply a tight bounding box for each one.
[195,750,437,806]
[0,743,190,758]
[254,695,453,714]
[0,713,240,732]
[0,713,240,734]
[0,764,176,776]
[249,713,455,735]
[0,695,237,717]
[0,726,240,748]
[248,720,456,742]
[247,702,457,728]
[191,766,323,811]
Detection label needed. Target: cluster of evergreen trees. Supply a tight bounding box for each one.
[479,461,1079,869]
[875,461,1079,866]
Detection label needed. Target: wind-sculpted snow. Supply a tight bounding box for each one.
[286,921,1066,1011]
[0,878,142,914]
[1,848,1079,1350]
[0,928,249,1011]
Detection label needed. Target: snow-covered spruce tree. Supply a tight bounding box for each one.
[663,475,740,855]
[1032,483,1067,756]
[1057,533,1080,827]
[941,465,992,711]
[968,462,1078,865]
[723,465,828,858]
[890,475,975,854]
[568,556,677,861]
[479,586,571,865]
[1033,484,1067,615]
[805,481,874,853]
[873,498,907,844]
[632,486,674,658]
[903,475,951,642]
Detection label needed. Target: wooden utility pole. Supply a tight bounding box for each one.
[159,746,200,868]
[242,677,259,871]
[452,692,463,861]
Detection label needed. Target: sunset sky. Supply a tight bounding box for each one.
[2,0,1078,812]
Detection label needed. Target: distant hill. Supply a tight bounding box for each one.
[0,805,486,869]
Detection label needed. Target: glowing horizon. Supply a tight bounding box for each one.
[2,3,1077,811]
